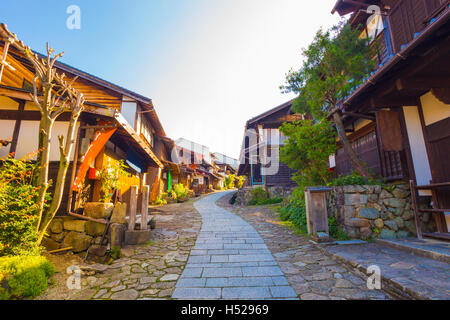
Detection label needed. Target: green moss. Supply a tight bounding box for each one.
[111,246,121,260]
[0,255,54,300]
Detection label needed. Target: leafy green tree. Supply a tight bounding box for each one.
[224,174,236,190]
[280,119,337,194]
[281,22,375,178]
[236,176,246,189]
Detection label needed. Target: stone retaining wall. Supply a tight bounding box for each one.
[235,183,436,240]
[43,202,127,261]
[235,186,294,205]
[327,184,435,240]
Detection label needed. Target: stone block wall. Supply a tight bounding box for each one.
[235,186,294,205]
[327,184,435,240]
[42,202,127,261]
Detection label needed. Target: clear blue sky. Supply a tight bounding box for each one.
[1,0,341,159]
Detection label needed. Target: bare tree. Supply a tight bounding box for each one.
[2,24,85,244]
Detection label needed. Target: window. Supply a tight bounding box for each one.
[360,14,384,43]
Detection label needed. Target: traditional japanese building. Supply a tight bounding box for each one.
[330,0,450,239]
[0,23,173,215]
[238,99,302,188]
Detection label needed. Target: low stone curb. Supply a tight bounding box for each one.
[314,243,428,300]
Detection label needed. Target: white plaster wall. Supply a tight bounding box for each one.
[403,106,432,196]
[15,121,78,161]
[0,120,16,158]
[421,92,450,126]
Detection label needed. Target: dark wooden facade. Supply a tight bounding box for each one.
[332,0,450,239]
[0,24,171,216]
[238,99,299,188]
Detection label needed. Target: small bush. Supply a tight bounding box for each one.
[236,176,246,189]
[248,187,283,206]
[0,157,47,256]
[153,196,167,206]
[173,183,188,201]
[278,188,349,240]
[224,175,233,189]
[278,197,307,234]
[0,255,54,300]
[329,170,382,186]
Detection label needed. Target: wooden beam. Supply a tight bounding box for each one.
[396,77,450,91]
[369,96,419,108]
[342,111,375,121]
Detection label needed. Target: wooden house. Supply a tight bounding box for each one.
[0,24,173,215]
[238,99,302,188]
[331,0,450,239]
[173,138,226,194]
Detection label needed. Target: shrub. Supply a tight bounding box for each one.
[248,187,284,206]
[278,197,308,234]
[0,255,54,300]
[0,157,46,257]
[98,159,130,203]
[153,196,167,206]
[278,187,349,240]
[329,170,382,186]
[173,183,188,199]
[250,187,268,203]
[224,174,236,189]
[236,176,246,189]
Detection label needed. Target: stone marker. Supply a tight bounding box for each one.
[110,202,127,224]
[84,202,114,219]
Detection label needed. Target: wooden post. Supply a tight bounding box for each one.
[141,185,150,231]
[410,180,423,239]
[128,185,138,231]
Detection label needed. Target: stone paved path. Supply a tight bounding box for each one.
[217,193,391,300]
[38,199,202,300]
[172,192,298,300]
[326,243,450,300]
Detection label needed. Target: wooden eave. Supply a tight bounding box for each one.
[247,99,295,127]
[114,112,163,168]
[340,8,450,115]
[331,0,373,16]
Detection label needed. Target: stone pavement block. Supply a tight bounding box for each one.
[202,267,243,278]
[176,278,206,288]
[224,244,255,250]
[190,250,208,255]
[172,288,222,299]
[208,249,239,255]
[180,268,203,278]
[259,261,278,266]
[242,267,283,277]
[188,255,211,264]
[227,277,274,287]
[194,244,223,250]
[239,249,272,255]
[271,276,290,286]
[188,263,223,268]
[222,287,271,299]
[211,255,229,263]
[206,278,228,287]
[229,254,274,263]
[270,286,298,298]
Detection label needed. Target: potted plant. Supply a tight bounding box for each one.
[98,159,129,203]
